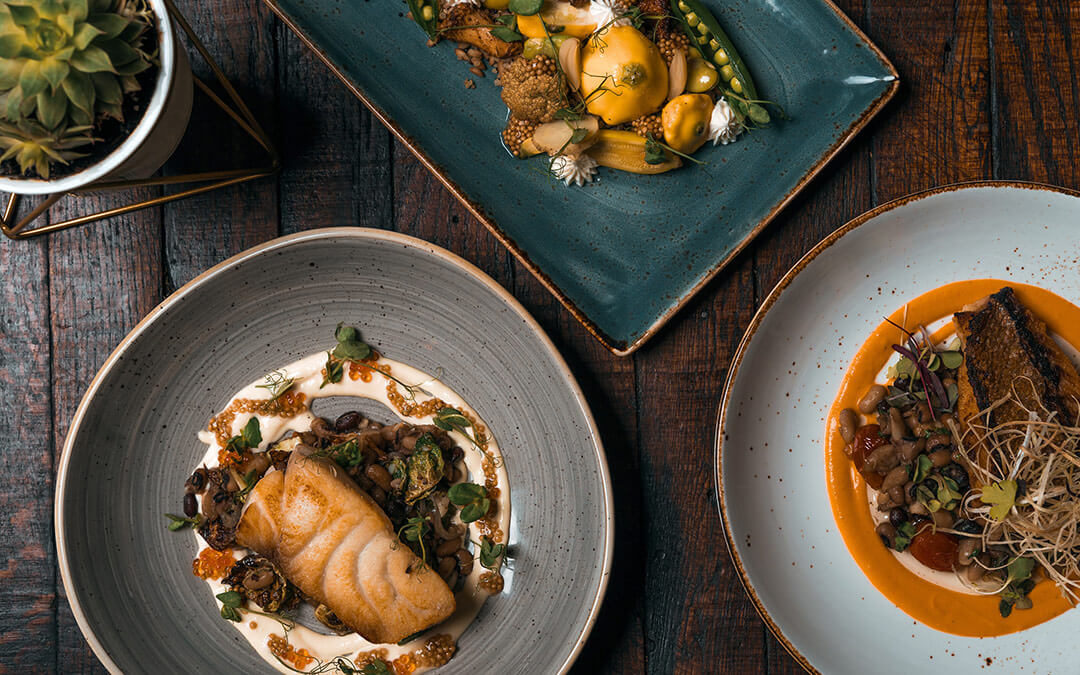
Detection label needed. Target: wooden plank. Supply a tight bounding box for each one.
[163,0,280,290]
[992,1,1080,185]
[635,257,762,674]
[48,190,163,672]
[275,24,393,233]
[869,0,992,198]
[0,235,55,671]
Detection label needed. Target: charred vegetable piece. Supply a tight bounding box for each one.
[670,0,757,99]
[223,555,295,612]
[405,434,446,504]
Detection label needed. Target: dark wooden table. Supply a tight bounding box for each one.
[1,0,1075,671]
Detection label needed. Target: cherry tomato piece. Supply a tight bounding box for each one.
[908,529,959,572]
[852,424,887,489]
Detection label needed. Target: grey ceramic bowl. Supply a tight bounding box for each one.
[55,228,613,673]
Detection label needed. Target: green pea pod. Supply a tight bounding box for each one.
[670,0,758,101]
[406,0,440,39]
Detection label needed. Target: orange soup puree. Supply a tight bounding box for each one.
[826,279,1080,636]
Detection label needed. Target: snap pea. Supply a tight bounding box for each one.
[406,0,440,38]
[670,0,758,100]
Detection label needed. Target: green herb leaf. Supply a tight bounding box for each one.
[479,536,506,570]
[910,454,932,483]
[491,26,524,42]
[241,417,262,448]
[217,590,243,608]
[893,521,916,551]
[940,350,963,370]
[360,659,393,675]
[460,499,490,523]
[164,512,202,531]
[643,136,667,165]
[404,0,439,38]
[333,323,372,361]
[433,407,471,432]
[508,0,543,15]
[981,479,1018,521]
[569,127,588,144]
[448,482,486,505]
[321,352,345,388]
[1007,556,1035,584]
[553,108,582,121]
[331,439,364,468]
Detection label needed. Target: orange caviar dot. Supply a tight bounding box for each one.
[192,547,235,580]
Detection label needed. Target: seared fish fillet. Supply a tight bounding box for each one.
[953,286,1080,430]
[236,447,455,643]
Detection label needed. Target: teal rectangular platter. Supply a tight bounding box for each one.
[264,0,898,355]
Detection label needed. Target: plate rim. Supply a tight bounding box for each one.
[712,180,1080,674]
[54,226,615,674]
[260,0,900,356]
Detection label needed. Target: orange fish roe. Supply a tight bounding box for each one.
[478,571,505,595]
[348,350,383,382]
[192,547,235,580]
[268,633,314,670]
[373,634,456,674]
[208,391,308,464]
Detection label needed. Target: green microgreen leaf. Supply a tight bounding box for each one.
[432,407,486,453]
[893,521,916,552]
[940,350,963,369]
[508,0,543,15]
[164,512,202,531]
[910,454,932,483]
[569,127,588,144]
[241,417,262,448]
[321,351,345,388]
[479,536,506,570]
[360,660,393,675]
[491,26,524,42]
[643,135,667,165]
[322,439,363,468]
[333,323,372,361]
[448,482,486,505]
[397,517,431,571]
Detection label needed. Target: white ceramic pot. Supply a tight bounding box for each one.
[0,0,194,195]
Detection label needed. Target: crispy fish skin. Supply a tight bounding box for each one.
[953,286,1080,430]
[237,448,455,644]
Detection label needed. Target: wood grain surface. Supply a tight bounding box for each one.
[0,0,1075,671]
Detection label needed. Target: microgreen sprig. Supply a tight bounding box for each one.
[224,417,262,455]
[256,369,295,401]
[164,513,203,531]
[478,535,506,571]
[644,133,706,166]
[433,406,486,453]
[397,516,431,572]
[216,591,296,629]
[448,482,490,523]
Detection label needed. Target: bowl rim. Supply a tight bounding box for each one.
[0,0,178,194]
[54,226,615,674]
[711,180,1080,674]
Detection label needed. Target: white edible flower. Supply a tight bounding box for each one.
[589,0,632,29]
[551,154,599,187]
[443,0,481,7]
[708,97,744,146]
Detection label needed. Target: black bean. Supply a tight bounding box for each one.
[909,513,931,529]
[335,411,362,432]
[183,492,198,518]
[954,519,981,535]
[940,463,971,493]
[894,376,910,391]
[889,507,908,527]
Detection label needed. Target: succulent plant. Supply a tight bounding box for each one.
[0,119,97,179]
[0,0,157,178]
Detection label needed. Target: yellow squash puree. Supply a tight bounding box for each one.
[826,279,1080,636]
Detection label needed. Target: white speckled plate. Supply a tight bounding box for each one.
[55,228,613,673]
[716,182,1080,673]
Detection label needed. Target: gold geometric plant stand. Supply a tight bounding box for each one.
[0,0,279,240]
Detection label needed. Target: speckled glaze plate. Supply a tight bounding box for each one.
[55,228,613,673]
[716,183,1080,673]
[262,0,898,355]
